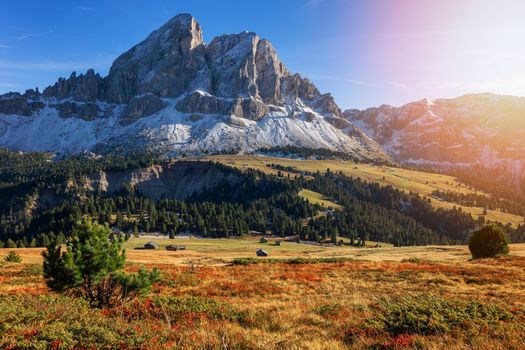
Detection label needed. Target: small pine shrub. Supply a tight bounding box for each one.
[468,224,509,259]
[4,251,22,263]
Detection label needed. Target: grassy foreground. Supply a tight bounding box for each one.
[1,241,525,349]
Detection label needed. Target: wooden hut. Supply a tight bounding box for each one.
[256,249,268,257]
[144,242,158,250]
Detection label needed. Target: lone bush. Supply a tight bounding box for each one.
[4,251,22,263]
[468,224,509,259]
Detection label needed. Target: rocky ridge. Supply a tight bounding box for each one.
[0,14,388,162]
[346,93,525,191]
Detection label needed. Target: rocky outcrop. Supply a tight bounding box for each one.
[176,91,267,120]
[324,116,350,129]
[0,93,43,116]
[55,101,99,121]
[176,91,232,115]
[310,93,343,118]
[229,97,268,121]
[120,93,167,125]
[43,69,104,102]
[105,14,209,103]
[205,32,288,105]
[88,161,241,200]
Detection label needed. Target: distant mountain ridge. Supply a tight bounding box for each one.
[345,93,525,191]
[0,13,388,162]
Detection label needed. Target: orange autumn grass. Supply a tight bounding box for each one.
[1,244,525,349]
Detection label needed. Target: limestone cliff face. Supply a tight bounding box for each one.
[0,13,390,163]
[89,161,241,200]
[105,14,209,104]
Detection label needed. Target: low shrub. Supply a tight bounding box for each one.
[370,295,514,336]
[314,303,343,317]
[4,251,22,263]
[19,264,43,277]
[0,294,120,349]
[468,224,509,259]
[121,296,247,323]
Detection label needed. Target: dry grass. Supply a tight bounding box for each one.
[200,155,525,228]
[1,242,525,349]
[2,241,525,269]
[298,188,344,210]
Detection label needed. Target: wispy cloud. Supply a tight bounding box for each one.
[304,73,382,88]
[77,5,94,11]
[387,81,407,88]
[0,83,17,88]
[16,30,53,41]
[0,45,11,49]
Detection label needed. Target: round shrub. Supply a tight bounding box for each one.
[468,225,509,259]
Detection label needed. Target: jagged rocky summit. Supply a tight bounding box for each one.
[0,14,389,162]
[345,93,525,191]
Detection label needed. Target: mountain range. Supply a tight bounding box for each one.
[0,13,524,191]
[346,93,525,191]
[0,14,387,162]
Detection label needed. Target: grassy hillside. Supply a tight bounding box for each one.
[1,243,525,349]
[298,189,344,210]
[203,155,525,228]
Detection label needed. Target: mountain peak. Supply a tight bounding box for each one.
[155,13,203,50]
[0,13,390,162]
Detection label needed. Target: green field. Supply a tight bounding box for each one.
[298,189,344,210]
[202,155,524,228]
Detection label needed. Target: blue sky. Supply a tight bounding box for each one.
[1,0,525,109]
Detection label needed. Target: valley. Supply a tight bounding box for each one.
[0,6,524,349]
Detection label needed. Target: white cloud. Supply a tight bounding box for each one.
[16,30,53,41]
[304,73,382,88]
[77,6,94,11]
[387,81,407,88]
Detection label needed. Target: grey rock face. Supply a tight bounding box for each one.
[281,74,320,102]
[43,69,104,102]
[105,14,209,103]
[121,93,167,125]
[176,91,268,120]
[34,13,343,122]
[88,161,241,200]
[56,101,99,121]
[176,91,232,115]
[230,97,268,121]
[324,116,350,129]
[0,94,43,116]
[310,93,343,118]
[205,33,287,105]
[0,13,391,164]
